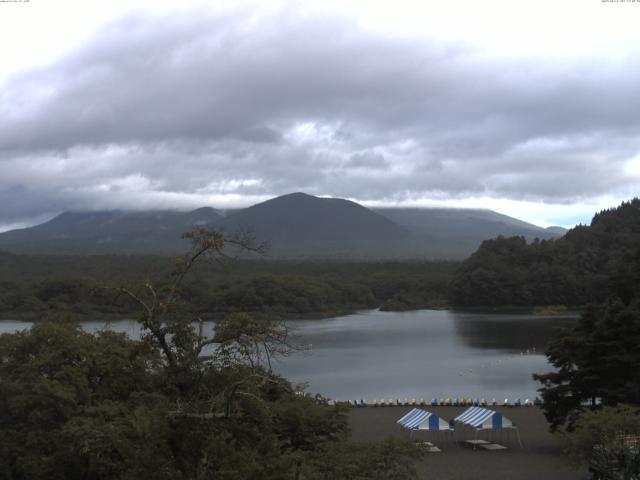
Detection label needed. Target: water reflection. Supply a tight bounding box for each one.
[450,311,579,353]
[275,309,578,401]
[0,309,578,402]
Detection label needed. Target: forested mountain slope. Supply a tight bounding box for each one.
[216,192,407,257]
[449,199,640,306]
[0,193,564,259]
[375,207,564,258]
[0,208,222,254]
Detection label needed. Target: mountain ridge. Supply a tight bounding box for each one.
[0,193,565,258]
[216,192,408,256]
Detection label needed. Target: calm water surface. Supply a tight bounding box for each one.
[0,309,577,402]
[276,309,577,401]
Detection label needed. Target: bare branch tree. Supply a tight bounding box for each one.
[113,228,306,419]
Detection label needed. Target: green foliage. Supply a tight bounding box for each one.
[450,199,640,307]
[0,321,164,480]
[0,230,422,480]
[0,255,458,320]
[534,298,640,430]
[0,316,362,479]
[561,405,640,479]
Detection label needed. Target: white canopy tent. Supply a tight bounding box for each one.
[396,408,453,445]
[452,407,522,447]
[397,408,452,431]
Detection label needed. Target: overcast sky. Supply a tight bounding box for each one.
[1,0,639,230]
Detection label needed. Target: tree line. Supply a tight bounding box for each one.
[450,199,640,307]
[0,254,456,320]
[523,200,640,476]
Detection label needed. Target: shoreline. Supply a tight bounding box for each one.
[0,304,582,323]
[348,405,587,480]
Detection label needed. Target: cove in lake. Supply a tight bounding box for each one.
[0,309,577,402]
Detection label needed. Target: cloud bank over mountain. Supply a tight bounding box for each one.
[1,5,639,229]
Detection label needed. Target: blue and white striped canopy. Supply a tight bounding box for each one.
[397,408,452,431]
[453,407,516,430]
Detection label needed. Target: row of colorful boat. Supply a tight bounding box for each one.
[334,397,543,407]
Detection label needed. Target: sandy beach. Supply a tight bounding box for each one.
[349,405,589,480]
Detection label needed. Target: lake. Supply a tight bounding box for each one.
[0,309,577,402]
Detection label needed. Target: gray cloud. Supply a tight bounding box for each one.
[1,7,639,228]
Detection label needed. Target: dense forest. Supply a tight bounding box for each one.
[0,230,421,479]
[0,253,456,321]
[519,200,640,476]
[4,198,639,320]
[535,297,640,429]
[450,199,640,307]
[531,258,640,475]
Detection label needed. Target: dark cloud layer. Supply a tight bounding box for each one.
[1,8,639,227]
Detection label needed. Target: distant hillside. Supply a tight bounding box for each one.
[374,207,564,257]
[544,226,568,236]
[0,193,566,258]
[0,208,222,254]
[217,192,407,257]
[449,198,640,306]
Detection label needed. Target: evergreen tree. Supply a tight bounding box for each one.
[450,198,640,307]
[534,298,640,430]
